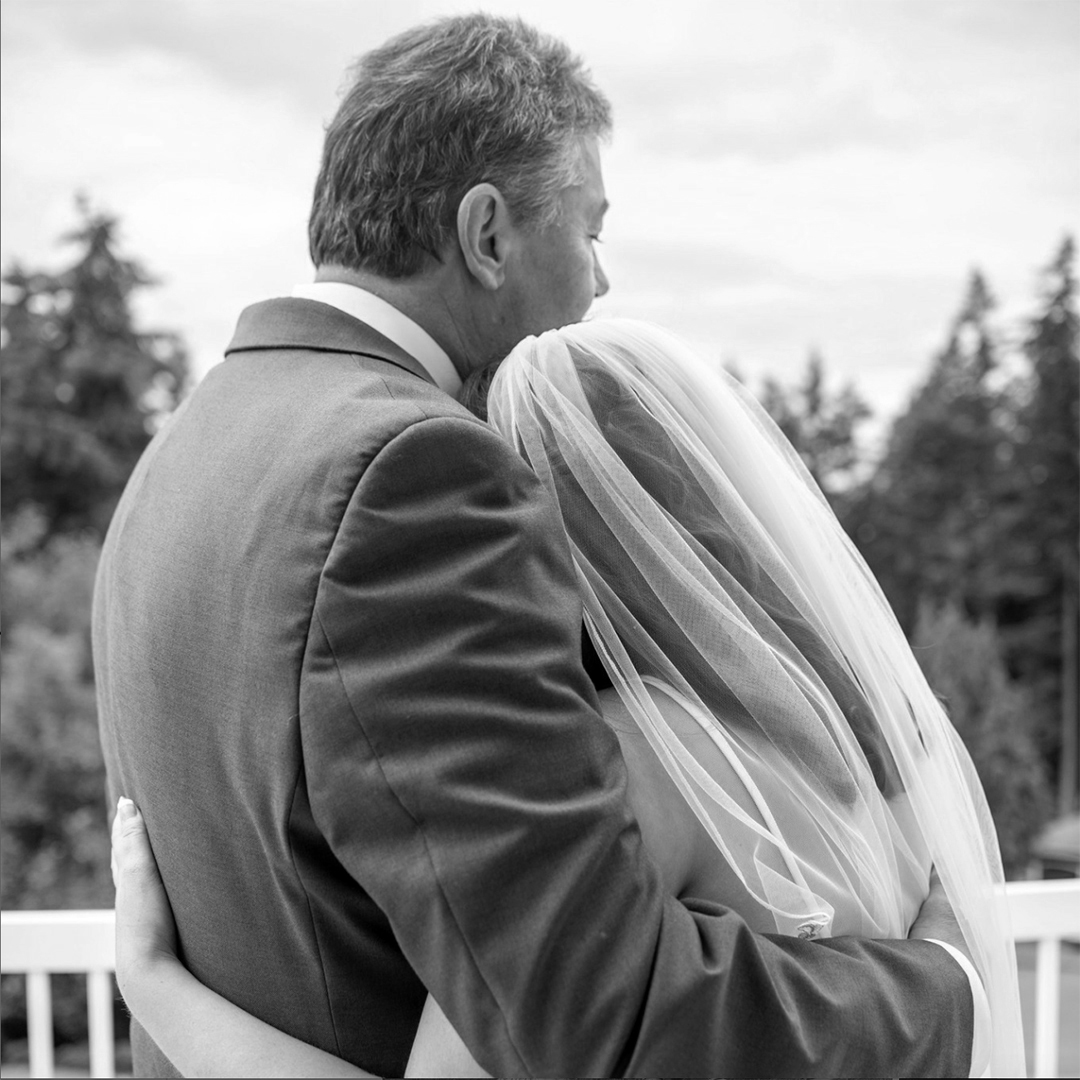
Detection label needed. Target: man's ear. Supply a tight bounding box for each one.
[457,183,512,291]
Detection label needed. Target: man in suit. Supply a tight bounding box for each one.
[95,14,987,1077]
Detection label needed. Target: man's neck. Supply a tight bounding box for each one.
[314,264,476,380]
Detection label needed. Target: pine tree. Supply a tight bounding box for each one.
[0,200,188,540]
[0,203,188,1049]
[847,246,1078,816]
[1011,237,1080,813]
[758,349,872,503]
[846,270,1017,631]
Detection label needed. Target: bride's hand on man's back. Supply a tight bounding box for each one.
[111,797,180,1004]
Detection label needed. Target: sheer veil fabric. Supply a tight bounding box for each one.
[486,319,1024,1076]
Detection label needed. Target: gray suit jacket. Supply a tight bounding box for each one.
[94,297,973,1077]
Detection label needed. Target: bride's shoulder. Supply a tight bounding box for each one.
[597,682,710,740]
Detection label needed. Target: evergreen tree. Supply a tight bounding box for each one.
[1010,237,1080,813]
[847,244,1078,819]
[0,204,187,1051]
[0,200,188,540]
[846,270,1016,632]
[758,349,872,503]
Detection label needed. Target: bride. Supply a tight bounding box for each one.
[111,318,1024,1077]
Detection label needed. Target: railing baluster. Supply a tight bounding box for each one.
[1033,935,1062,1079]
[87,968,116,1078]
[0,886,1076,1077]
[26,969,55,1078]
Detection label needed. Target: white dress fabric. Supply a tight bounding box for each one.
[486,318,1025,1077]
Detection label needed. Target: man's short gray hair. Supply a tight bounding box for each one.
[308,14,612,278]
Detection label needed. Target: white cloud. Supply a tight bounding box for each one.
[1,30,322,377]
[2,0,1077,420]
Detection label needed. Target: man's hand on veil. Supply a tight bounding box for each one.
[907,867,974,969]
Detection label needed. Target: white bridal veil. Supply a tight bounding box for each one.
[486,318,1024,1076]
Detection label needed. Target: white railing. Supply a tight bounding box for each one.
[2,881,1078,1078]
[0,909,116,1078]
[1004,879,1079,1078]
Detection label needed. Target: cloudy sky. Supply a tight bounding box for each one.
[2,0,1078,427]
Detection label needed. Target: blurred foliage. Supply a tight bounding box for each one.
[912,603,1052,877]
[1,201,187,1049]
[1,509,108,911]
[758,349,872,502]
[843,269,1016,633]
[1,198,187,541]
[843,240,1077,824]
[1010,238,1080,814]
[759,236,1077,859]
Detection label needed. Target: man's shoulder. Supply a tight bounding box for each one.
[177,343,481,468]
[354,404,546,505]
[99,345,500,586]
[190,294,473,453]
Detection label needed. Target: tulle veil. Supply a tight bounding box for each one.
[485,317,1024,1076]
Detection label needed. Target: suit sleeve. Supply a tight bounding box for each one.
[301,415,974,1078]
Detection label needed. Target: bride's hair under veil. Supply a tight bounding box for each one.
[569,354,902,799]
[484,317,1024,1077]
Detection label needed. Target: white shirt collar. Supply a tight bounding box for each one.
[291,282,462,397]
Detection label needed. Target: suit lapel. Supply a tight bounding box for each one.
[225,298,437,387]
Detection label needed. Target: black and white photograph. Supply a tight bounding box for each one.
[1,2,1078,1077]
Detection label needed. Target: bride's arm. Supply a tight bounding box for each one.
[112,799,375,1079]
[596,687,777,928]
